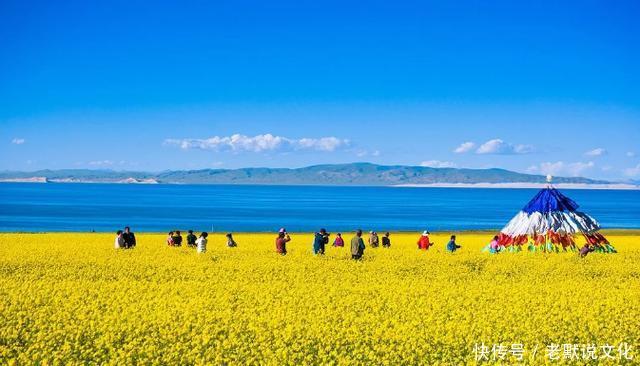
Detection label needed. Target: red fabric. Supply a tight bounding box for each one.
[497,233,528,246]
[417,236,431,250]
[495,231,606,249]
[584,232,609,245]
[533,234,545,245]
[496,233,510,246]
[275,237,286,253]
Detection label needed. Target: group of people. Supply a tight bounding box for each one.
[113,226,601,259]
[114,227,238,254]
[114,226,136,249]
[277,228,462,260]
[166,230,238,253]
[114,226,464,259]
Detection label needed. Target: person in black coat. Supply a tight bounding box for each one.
[172,230,183,247]
[122,226,136,249]
[186,230,197,247]
[313,228,330,255]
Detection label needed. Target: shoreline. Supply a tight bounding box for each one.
[1,180,638,190]
[393,183,640,190]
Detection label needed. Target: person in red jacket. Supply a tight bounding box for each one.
[417,230,432,250]
[275,228,291,255]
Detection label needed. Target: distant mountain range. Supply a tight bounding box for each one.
[0,163,628,187]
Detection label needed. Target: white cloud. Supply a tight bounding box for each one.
[420,160,457,168]
[624,164,640,177]
[584,148,607,157]
[88,160,115,166]
[627,151,636,158]
[164,133,350,153]
[355,149,381,158]
[475,139,534,155]
[296,137,348,152]
[566,161,595,176]
[527,161,595,177]
[11,138,25,145]
[453,142,475,154]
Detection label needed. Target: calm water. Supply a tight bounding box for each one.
[0,183,638,232]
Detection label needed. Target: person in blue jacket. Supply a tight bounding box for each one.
[446,235,462,252]
[313,228,330,255]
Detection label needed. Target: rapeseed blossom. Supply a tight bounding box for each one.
[0,232,638,364]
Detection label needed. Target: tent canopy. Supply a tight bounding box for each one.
[521,187,579,214]
[494,186,614,252]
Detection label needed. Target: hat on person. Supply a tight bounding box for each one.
[279,228,286,233]
[422,230,429,236]
[319,228,327,234]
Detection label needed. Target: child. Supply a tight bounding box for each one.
[167,231,175,246]
[226,233,237,247]
[196,232,208,253]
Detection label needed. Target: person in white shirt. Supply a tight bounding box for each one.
[114,230,125,249]
[196,232,208,253]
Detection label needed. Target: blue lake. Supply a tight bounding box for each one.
[0,183,638,232]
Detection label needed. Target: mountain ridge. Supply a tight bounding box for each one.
[0,163,614,186]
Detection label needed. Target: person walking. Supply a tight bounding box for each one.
[313,228,330,255]
[351,229,365,260]
[276,228,291,255]
[122,226,136,248]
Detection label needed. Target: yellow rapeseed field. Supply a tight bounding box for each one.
[1,232,638,365]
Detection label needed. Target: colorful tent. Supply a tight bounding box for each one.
[491,181,616,253]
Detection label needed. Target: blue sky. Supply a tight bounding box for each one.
[1,0,639,180]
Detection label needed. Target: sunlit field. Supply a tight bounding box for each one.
[1,232,638,364]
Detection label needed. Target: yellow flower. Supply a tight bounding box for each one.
[0,232,637,364]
